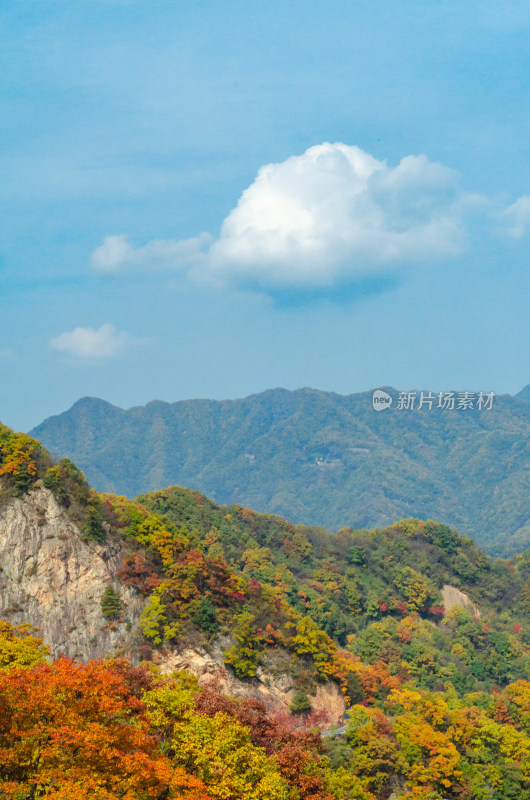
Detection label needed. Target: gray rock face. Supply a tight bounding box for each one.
[0,483,346,725]
[0,483,144,661]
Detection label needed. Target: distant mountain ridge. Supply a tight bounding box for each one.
[517,383,530,402]
[30,386,530,556]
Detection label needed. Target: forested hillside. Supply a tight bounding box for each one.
[137,484,530,693]
[1,422,530,798]
[517,384,530,403]
[1,624,530,799]
[30,387,530,556]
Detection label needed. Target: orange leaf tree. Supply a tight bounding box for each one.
[0,657,172,799]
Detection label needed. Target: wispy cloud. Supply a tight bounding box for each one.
[91,233,211,273]
[500,195,530,238]
[50,324,129,358]
[91,142,524,293]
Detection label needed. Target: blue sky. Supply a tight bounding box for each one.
[1,0,529,432]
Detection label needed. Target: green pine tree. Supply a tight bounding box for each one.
[290,688,311,714]
[100,586,122,621]
[83,505,106,542]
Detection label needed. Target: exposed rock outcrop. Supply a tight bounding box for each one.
[154,642,346,725]
[0,483,144,661]
[442,584,480,619]
[0,484,347,726]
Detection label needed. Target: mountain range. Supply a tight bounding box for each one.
[30,385,530,556]
[1,418,530,798]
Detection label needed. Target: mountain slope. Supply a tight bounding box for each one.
[30,387,530,555]
[3,422,530,799]
[517,383,530,402]
[2,418,529,699]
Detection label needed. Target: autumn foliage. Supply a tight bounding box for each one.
[0,657,172,798]
[0,612,528,799]
[2,427,530,798]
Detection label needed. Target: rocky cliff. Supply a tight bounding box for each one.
[0,483,144,661]
[0,483,346,725]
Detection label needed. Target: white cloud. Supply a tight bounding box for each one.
[91,235,135,273]
[205,143,473,288]
[91,233,211,273]
[50,324,128,358]
[501,195,530,238]
[90,142,484,291]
